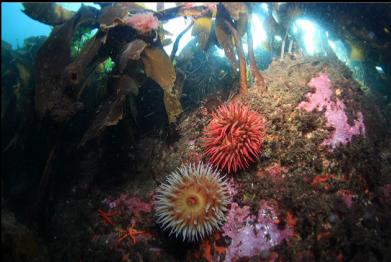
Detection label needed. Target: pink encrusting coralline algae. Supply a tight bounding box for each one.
[297,73,366,150]
[102,193,152,217]
[226,177,238,202]
[222,201,293,262]
[124,12,159,34]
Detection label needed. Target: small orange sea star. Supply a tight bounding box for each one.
[117,222,145,245]
[98,209,119,226]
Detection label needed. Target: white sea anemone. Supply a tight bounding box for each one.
[154,162,230,241]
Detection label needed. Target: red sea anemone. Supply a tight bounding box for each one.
[202,103,264,174]
[154,162,229,241]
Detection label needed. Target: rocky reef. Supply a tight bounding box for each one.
[2,2,391,262]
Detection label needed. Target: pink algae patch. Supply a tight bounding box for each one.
[222,201,293,262]
[337,189,356,208]
[257,164,288,182]
[298,73,334,112]
[225,177,238,202]
[124,12,159,34]
[102,193,152,217]
[297,73,366,150]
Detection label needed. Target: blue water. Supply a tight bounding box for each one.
[1,2,100,49]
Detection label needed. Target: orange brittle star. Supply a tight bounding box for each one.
[98,209,119,226]
[117,222,145,245]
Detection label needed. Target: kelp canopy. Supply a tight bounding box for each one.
[23,2,268,146]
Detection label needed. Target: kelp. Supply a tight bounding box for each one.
[22,3,75,26]
[103,25,140,62]
[68,31,108,79]
[98,4,129,26]
[170,20,195,61]
[159,27,174,48]
[155,5,207,21]
[80,75,139,146]
[192,16,213,50]
[1,37,48,152]
[34,6,100,122]
[215,9,238,71]
[66,32,109,100]
[246,8,265,89]
[81,39,181,145]
[29,2,263,137]
[98,2,148,27]
[1,44,31,122]
[118,39,148,74]
[225,20,248,95]
[221,2,247,21]
[161,38,173,46]
[236,12,248,37]
[30,1,267,128]
[141,46,182,123]
[15,63,31,92]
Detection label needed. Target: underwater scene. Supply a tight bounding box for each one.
[1,2,391,262]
